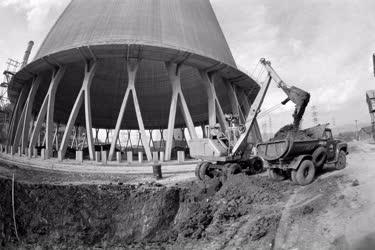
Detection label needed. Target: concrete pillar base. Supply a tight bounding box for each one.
[28,148,32,159]
[127,151,133,163]
[76,151,83,163]
[58,151,63,162]
[33,148,38,158]
[101,151,108,164]
[177,151,185,163]
[95,151,101,163]
[152,152,159,163]
[41,149,46,160]
[116,152,121,163]
[138,152,143,163]
[159,152,165,162]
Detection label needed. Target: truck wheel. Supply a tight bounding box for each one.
[335,150,347,170]
[294,160,316,186]
[195,162,204,180]
[268,169,286,181]
[199,162,212,181]
[227,163,242,176]
[250,157,264,174]
[312,147,327,169]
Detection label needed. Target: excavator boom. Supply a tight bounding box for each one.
[260,59,310,129]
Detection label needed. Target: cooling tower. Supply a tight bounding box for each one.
[7,0,260,162]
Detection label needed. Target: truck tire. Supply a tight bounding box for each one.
[199,162,212,181]
[195,162,204,180]
[293,160,316,186]
[268,169,286,181]
[335,150,347,170]
[250,157,264,174]
[227,163,242,176]
[312,147,327,169]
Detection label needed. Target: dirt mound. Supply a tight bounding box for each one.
[173,175,294,248]
[0,174,295,249]
[272,124,312,141]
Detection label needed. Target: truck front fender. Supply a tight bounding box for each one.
[334,142,348,162]
[288,155,313,170]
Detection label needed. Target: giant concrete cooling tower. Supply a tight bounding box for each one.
[8,0,260,162]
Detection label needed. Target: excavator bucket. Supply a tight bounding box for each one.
[280,85,311,129]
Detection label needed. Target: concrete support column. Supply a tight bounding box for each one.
[199,71,228,132]
[21,77,41,153]
[109,60,152,162]
[164,62,197,161]
[8,84,30,146]
[59,62,97,161]
[53,123,60,150]
[29,67,66,158]
[226,80,245,124]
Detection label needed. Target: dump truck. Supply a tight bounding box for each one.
[191,59,311,182]
[257,124,348,185]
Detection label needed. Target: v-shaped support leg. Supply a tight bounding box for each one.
[29,67,66,158]
[58,62,97,160]
[164,63,197,161]
[109,60,152,161]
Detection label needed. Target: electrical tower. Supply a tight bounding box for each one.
[1,58,20,109]
[312,105,319,125]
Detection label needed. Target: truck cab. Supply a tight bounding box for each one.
[323,128,336,161]
[257,124,348,186]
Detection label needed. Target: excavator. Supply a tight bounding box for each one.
[190,58,310,181]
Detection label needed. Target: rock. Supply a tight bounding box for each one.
[302,205,314,215]
[352,179,360,187]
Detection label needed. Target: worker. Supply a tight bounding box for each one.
[280,85,311,129]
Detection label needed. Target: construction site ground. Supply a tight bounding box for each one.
[0,141,375,249]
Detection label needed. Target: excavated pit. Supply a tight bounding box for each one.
[0,173,295,249]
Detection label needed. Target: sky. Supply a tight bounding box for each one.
[0,0,374,134]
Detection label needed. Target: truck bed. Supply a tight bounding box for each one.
[257,138,321,162]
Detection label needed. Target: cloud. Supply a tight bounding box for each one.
[1,0,69,32]
[212,0,375,129]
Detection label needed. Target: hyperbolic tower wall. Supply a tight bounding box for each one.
[7,0,260,162]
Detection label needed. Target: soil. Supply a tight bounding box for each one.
[1,141,375,249]
[0,171,295,249]
[272,124,313,141]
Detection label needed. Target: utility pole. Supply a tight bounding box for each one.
[312,106,319,125]
[355,120,359,141]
